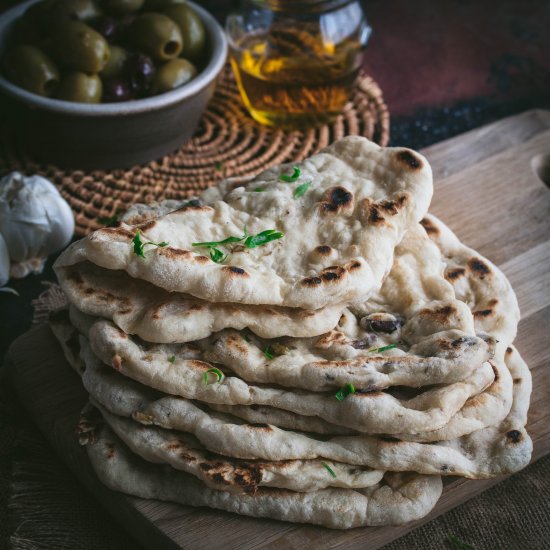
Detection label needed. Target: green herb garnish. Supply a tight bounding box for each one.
[448,535,475,550]
[243,229,284,248]
[192,235,244,248]
[368,344,397,354]
[264,346,274,360]
[293,181,311,199]
[214,161,223,171]
[279,166,301,182]
[335,383,356,401]
[242,331,251,343]
[98,213,120,227]
[204,367,224,385]
[209,247,227,264]
[132,231,169,258]
[254,187,264,192]
[168,355,176,364]
[322,463,337,478]
[192,228,284,263]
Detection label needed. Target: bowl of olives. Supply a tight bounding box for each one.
[0,0,227,169]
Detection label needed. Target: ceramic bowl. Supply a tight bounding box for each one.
[0,0,227,170]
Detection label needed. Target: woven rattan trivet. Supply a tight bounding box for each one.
[0,65,389,236]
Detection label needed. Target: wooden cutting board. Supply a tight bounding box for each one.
[6,109,550,550]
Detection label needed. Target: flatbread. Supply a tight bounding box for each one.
[85,312,490,392]
[89,402,385,493]
[54,137,433,309]
[54,261,345,343]
[50,211,526,449]
[420,214,519,354]
[216,214,523,443]
[49,210,532,528]
[85,424,443,529]
[80,335,494,436]
[51,310,524,482]
[74,343,530,479]
[68,221,496,436]
[209,348,512,443]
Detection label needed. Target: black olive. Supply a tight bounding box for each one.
[124,52,155,95]
[103,78,132,102]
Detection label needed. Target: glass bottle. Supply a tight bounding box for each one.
[226,0,371,128]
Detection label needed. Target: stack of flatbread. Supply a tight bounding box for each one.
[51,137,532,529]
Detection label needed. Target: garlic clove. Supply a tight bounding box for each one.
[0,172,75,277]
[44,193,76,257]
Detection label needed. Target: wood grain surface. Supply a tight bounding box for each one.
[6,109,550,550]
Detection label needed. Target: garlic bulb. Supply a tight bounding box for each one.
[0,172,74,279]
[0,233,9,287]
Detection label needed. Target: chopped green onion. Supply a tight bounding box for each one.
[214,161,223,171]
[168,355,176,364]
[447,535,475,550]
[192,229,284,260]
[192,235,244,248]
[204,367,224,385]
[244,229,284,249]
[368,344,397,354]
[132,231,146,258]
[279,166,301,182]
[132,231,169,258]
[293,181,311,199]
[264,346,274,360]
[254,187,264,192]
[209,247,227,264]
[322,462,337,478]
[335,383,356,401]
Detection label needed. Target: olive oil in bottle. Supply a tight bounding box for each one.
[226,1,370,128]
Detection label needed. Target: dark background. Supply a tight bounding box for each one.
[1,1,549,548]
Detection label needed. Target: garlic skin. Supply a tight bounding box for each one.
[0,233,9,287]
[0,172,75,279]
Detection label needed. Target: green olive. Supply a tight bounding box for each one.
[51,21,110,73]
[100,45,128,79]
[143,0,186,9]
[151,58,196,94]
[102,0,144,14]
[2,45,60,97]
[48,0,102,27]
[128,13,183,61]
[162,4,205,63]
[57,71,102,102]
